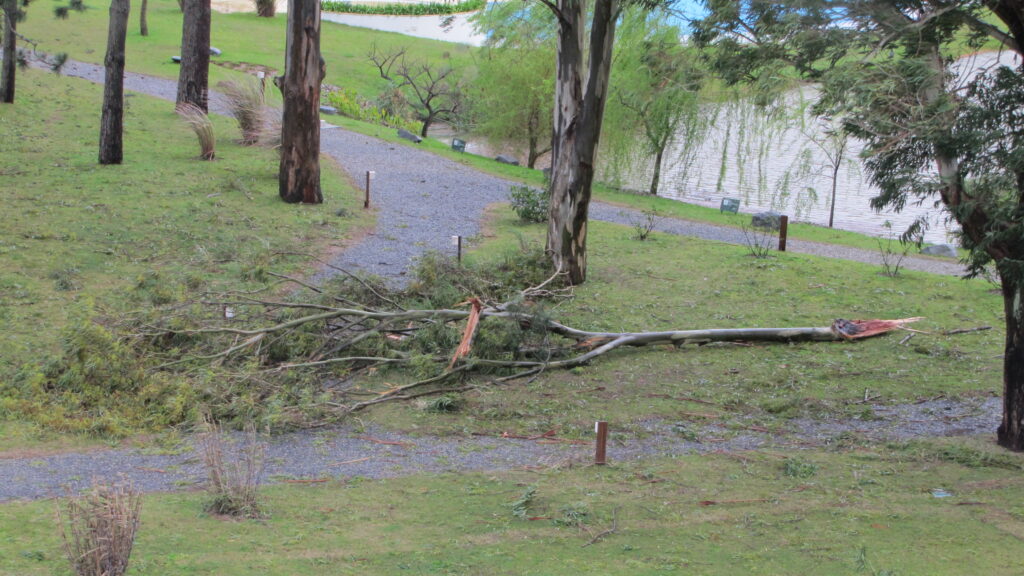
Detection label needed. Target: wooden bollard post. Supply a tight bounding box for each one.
[594,421,608,465]
[778,215,789,252]
[364,170,374,209]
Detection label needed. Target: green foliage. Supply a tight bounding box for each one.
[509,185,548,223]
[424,394,463,413]
[467,2,555,167]
[322,0,483,16]
[2,310,190,436]
[323,87,422,134]
[782,458,818,479]
[510,485,537,519]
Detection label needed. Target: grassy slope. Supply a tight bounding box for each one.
[4,443,1024,575]
[0,68,364,376]
[18,0,474,95]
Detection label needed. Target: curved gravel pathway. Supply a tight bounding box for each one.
[0,397,1001,502]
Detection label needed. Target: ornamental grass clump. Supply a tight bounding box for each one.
[58,481,142,576]
[176,102,216,160]
[218,79,266,145]
[198,418,266,518]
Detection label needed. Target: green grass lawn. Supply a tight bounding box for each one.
[3,441,1024,575]
[0,68,365,377]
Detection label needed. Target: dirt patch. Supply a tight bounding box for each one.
[213,61,278,77]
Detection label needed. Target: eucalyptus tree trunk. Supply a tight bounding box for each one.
[278,0,323,204]
[176,0,210,112]
[98,0,130,164]
[546,0,620,285]
[649,148,664,195]
[1,0,16,103]
[140,0,148,36]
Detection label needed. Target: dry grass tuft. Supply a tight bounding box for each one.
[198,418,266,518]
[176,103,216,160]
[217,79,267,145]
[58,480,142,576]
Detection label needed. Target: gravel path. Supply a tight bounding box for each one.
[0,397,1001,502]
[44,57,966,282]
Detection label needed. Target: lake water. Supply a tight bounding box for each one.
[610,51,1022,245]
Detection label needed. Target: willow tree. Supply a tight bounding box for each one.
[607,9,707,196]
[176,0,210,112]
[470,2,556,169]
[697,0,1024,450]
[278,0,323,204]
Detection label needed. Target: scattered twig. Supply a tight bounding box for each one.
[943,326,992,336]
[582,508,620,547]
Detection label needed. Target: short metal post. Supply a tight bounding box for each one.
[256,71,266,102]
[457,235,462,263]
[594,421,608,465]
[778,215,789,252]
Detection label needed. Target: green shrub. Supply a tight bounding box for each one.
[322,88,422,133]
[509,185,548,223]
[321,0,484,16]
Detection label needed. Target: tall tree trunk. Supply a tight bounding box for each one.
[649,147,664,196]
[176,0,210,112]
[99,0,130,165]
[278,0,323,204]
[998,275,1024,450]
[1,0,16,104]
[140,0,149,36]
[546,0,619,285]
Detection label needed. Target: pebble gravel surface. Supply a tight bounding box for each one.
[0,397,1000,502]
[0,58,983,502]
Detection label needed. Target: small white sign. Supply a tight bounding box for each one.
[367,170,376,180]
[256,71,265,79]
[594,421,599,433]
[451,235,460,246]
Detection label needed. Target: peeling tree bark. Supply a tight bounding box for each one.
[278,0,323,204]
[546,0,621,285]
[176,0,210,112]
[98,0,130,165]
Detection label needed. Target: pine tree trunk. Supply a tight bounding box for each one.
[998,276,1024,450]
[99,0,130,165]
[176,0,210,112]
[1,0,16,104]
[278,0,323,204]
[546,0,619,285]
[140,0,149,36]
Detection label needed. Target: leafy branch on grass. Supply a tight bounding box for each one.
[134,258,923,419]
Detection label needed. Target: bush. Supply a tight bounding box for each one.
[509,185,548,223]
[198,419,266,518]
[176,103,215,160]
[59,481,142,576]
[217,79,265,145]
[322,87,422,134]
[321,0,484,16]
